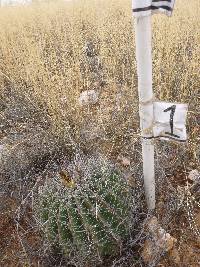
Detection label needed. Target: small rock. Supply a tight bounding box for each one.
[188,169,200,183]
[141,216,177,265]
[159,232,177,252]
[117,155,131,167]
[78,90,99,106]
[149,217,177,250]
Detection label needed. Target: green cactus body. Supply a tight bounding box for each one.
[36,171,133,262]
[75,196,117,256]
[57,203,73,252]
[67,199,90,251]
[47,200,60,242]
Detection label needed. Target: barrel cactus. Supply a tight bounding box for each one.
[35,168,135,264]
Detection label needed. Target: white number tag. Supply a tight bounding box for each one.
[153,101,188,141]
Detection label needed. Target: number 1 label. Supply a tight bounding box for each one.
[153,101,188,141]
[164,105,180,139]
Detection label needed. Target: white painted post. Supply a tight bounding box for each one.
[135,16,155,210]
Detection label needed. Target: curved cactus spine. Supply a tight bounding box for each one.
[36,171,134,263]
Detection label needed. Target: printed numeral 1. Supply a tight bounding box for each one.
[164,105,180,138]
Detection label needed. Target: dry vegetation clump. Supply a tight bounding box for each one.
[0,0,137,165]
[0,0,199,165]
[0,0,199,266]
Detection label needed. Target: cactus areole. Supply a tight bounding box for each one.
[36,170,134,262]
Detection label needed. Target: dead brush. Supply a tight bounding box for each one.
[0,0,199,162]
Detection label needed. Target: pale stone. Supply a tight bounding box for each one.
[117,155,131,167]
[78,90,99,106]
[188,169,200,182]
[141,216,177,265]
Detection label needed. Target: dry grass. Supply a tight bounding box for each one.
[0,0,199,162]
